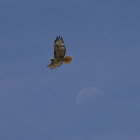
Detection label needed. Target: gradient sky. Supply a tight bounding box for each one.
[0,0,140,140]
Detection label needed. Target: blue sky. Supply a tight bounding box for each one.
[0,0,140,140]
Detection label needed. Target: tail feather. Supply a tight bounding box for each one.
[64,56,72,64]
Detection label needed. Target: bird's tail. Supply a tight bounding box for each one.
[64,56,72,64]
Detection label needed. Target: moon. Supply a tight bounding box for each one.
[76,87,103,105]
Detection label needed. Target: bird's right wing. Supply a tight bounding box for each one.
[47,61,63,69]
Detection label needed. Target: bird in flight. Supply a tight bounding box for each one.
[48,36,72,69]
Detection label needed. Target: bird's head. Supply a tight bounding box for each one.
[50,57,55,61]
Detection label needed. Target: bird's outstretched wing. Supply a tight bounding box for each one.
[48,36,69,69]
[54,36,66,58]
[47,61,63,69]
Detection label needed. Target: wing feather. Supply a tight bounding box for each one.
[54,36,66,58]
[47,61,63,69]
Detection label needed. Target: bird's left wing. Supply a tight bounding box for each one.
[54,36,66,58]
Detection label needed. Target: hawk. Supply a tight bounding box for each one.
[48,36,72,69]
